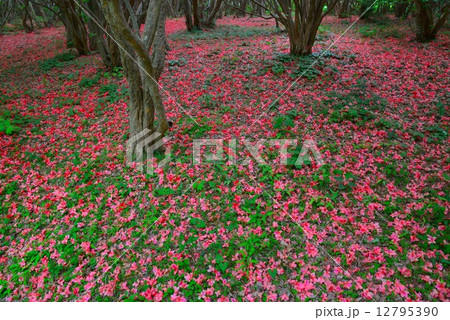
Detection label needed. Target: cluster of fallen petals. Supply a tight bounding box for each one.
[0,16,448,302]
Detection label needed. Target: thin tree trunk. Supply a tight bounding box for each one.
[203,0,223,28]
[193,0,200,29]
[22,0,34,33]
[183,0,194,31]
[100,0,169,138]
[414,0,449,42]
[86,0,121,68]
[0,0,15,35]
[55,0,89,55]
[338,0,350,19]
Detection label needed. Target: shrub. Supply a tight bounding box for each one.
[319,81,387,125]
[98,83,126,104]
[0,116,20,135]
[79,74,100,88]
[169,25,273,41]
[358,26,378,38]
[39,52,76,71]
[198,93,221,108]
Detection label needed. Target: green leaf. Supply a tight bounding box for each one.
[193,180,205,191]
[190,217,206,228]
[273,116,284,129]
[154,188,176,197]
[216,255,228,272]
[284,117,295,128]
[218,261,228,272]
[344,172,355,180]
[268,269,277,278]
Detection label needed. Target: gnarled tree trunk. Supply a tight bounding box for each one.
[184,0,224,30]
[414,0,449,42]
[100,0,169,138]
[22,0,34,33]
[256,0,339,56]
[55,0,89,55]
[394,0,409,18]
[85,0,121,69]
[338,0,350,18]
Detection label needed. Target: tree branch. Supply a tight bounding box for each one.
[123,0,140,32]
[142,0,162,50]
[224,0,279,21]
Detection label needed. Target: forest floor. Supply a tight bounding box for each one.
[0,16,449,301]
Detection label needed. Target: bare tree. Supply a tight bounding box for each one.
[250,0,339,55]
[0,0,16,34]
[394,0,409,18]
[54,0,89,55]
[22,0,34,32]
[183,0,224,30]
[337,0,351,18]
[84,0,122,68]
[414,0,449,42]
[99,0,170,138]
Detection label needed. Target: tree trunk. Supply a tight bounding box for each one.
[22,0,34,33]
[0,0,15,35]
[279,0,338,56]
[86,0,121,69]
[184,0,223,30]
[338,0,350,19]
[100,0,169,138]
[394,0,408,18]
[288,26,317,55]
[414,0,449,42]
[238,0,248,17]
[55,0,89,55]
[29,2,44,28]
[183,0,194,31]
[203,0,223,28]
[193,0,200,29]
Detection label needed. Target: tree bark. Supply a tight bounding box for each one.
[260,0,339,56]
[183,0,194,31]
[22,0,34,33]
[338,0,350,18]
[203,0,223,28]
[414,0,449,42]
[55,0,89,55]
[85,0,121,68]
[100,0,169,138]
[394,0,408,18]
[193,0,200,28]
[184,0,224,30]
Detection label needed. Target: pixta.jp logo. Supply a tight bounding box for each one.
[126,129,171,174]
